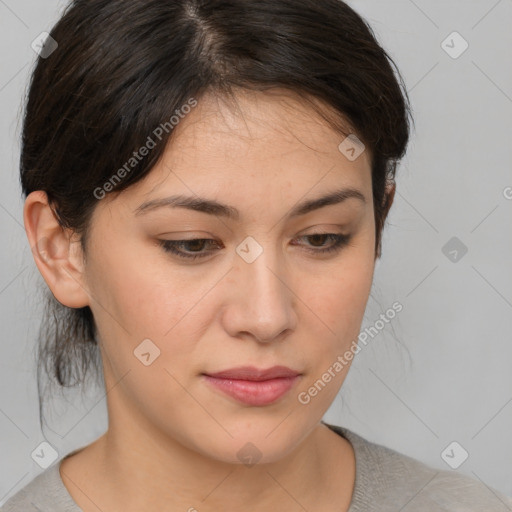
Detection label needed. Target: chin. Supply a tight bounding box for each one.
[193,421,311,466]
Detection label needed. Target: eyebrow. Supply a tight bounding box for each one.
[134,187,366,221]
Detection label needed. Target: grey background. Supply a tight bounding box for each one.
[1,0,512,505]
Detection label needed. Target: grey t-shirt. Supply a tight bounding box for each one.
[2,423,512,511]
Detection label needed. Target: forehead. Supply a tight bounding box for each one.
[170,88,370,172]
[100,88,373,219]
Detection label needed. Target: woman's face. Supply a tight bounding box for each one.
[81,88,376,464]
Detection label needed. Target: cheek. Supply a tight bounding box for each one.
[329,267,373,334]
[86,252,202,405]
[293,255,374,410]
[85,246,220,392]
[304,252,374,339]
[86,242,198,338]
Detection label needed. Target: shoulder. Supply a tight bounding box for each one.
[325,422,512,512]
[0,462,81,512]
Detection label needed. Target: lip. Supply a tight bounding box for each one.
[203,366,301,406]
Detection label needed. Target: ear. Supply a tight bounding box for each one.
[375,180,396,260]
[24,191,90,308]
[382,179,396,222]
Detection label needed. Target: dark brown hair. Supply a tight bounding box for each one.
[20,0,412,393]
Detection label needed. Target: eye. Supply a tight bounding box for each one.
[159,238,222,260]
[294,233,351,255]
[158,233,351,260]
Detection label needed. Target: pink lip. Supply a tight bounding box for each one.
[203,366,301,406]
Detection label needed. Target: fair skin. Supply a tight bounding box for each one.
[24,88,394,512]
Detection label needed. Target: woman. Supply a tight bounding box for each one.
[2,0,511,510]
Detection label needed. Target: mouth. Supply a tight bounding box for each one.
[202,366,302,406]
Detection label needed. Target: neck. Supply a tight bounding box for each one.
[61,414,355,511]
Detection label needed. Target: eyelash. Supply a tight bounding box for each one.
[158,233,351,260]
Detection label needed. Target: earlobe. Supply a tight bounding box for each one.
[24,191,90,308]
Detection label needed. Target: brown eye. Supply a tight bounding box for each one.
[293,233,351,255]
[159,239,221,260]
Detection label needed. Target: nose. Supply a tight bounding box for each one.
[222,241,297,343]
